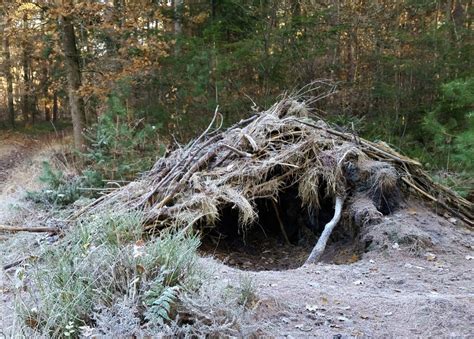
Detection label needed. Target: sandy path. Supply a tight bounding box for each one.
[0,132,66,336]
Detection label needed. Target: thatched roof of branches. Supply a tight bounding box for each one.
[74,92,473,244]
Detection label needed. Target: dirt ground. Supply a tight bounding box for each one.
[0,133,473,337]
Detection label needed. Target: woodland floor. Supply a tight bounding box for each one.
[0,133,473,337]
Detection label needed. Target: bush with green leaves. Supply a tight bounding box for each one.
[17,212,201,337]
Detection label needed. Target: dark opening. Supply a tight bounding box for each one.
[200,184,362,271]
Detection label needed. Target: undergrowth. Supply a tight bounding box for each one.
[15,212,201,337]
[27,93,166,207]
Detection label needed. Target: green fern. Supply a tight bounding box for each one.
[144,280,179,325]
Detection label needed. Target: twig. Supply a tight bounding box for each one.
[0,225,60,234]
[271,200,291,245]
[305,196,344,264]
[220,144,253,158]
[3,256,35,270]
[401,177,473,227]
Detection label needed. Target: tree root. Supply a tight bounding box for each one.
[305,196,344,265]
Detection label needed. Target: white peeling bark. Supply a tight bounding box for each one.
[305,196,344,265]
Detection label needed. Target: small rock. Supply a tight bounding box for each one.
[425,252,436,261]
[281,317,290,324]
[465,255,474,260]
[337,316,351,322]
[448,217,457,225]
[360,314,370,319]
[305,304,319,312]
[392,243,400,250]
[384,311,393,317]
[369,259,375,264]
[353,280,363,285]
[294,324,312,332]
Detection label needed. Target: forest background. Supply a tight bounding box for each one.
[0,0,472,198]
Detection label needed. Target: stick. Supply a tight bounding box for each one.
[305,196,344,265]
[0,225,60,234]
[271,200,291,245]
[3,257,28,270]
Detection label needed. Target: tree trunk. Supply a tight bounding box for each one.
[59,7,87,150]
[1,18,15,127]
[52,91,58,122]
[43,63,50,121]
[174,0,183,35]
[22,42,30,123]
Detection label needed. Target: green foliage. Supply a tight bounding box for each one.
[20,212,201,337]
[144,280,179,325]
[26,161,105,206]
[237,275,257,308]
[0,121,71,135]
[422,78,474,172]
[28,89,167,207]
[83,92,165,182]
[26,162,81,206]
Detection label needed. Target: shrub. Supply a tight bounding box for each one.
[18,212,201,338]
[82,94,166,183]
[423,77,474,172]
[27,92,166,207]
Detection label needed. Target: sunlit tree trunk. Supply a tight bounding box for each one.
[43,63,50,121]
[21,47,30,123]
[52,91,58,122]
[59,3,87,150]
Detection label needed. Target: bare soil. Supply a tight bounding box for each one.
[0,134,473,337]
[200,207,473,337]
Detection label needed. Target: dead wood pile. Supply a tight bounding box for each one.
[75,98,473,243]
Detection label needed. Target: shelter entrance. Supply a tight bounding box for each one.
[199,184,362,271]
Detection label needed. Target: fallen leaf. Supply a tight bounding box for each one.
[425,252,436,261]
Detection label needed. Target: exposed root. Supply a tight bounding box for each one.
[305,196,344,264]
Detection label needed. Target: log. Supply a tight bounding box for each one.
[305,196,344,265]
[0,225,60,234]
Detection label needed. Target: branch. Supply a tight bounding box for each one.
[305,196,344,265]
[0,225,60,234]
[272,200,290,245]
